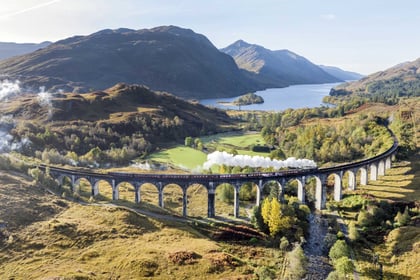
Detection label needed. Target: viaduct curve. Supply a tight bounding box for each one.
[40,139,398,218]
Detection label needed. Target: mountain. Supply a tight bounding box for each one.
[318,65,364,81]
[221,40,342,87]
[331,58,420,98]
[0,26,261,99]
[0,41,51,60]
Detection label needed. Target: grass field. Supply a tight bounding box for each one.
[148,146,207,170]
[146,132,268,171]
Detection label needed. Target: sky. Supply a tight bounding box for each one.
[0,0,419,75]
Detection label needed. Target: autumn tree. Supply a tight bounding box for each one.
[260,197,294,237]
[268,198,282,236]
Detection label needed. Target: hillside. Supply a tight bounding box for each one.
[331,57,420,98]
[221,40,342,87]
[0,26,260,99]
[0,83,235,164]
[319,65,364,81]
[0,167,281,279]
[0,41,51,60]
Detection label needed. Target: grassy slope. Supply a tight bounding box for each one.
[0,173,281,279]
[350,159,420,279]
[148,147,207,170]
[339,99,420,279]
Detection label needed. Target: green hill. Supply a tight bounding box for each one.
[330,57,420,101]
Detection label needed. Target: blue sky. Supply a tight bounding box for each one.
[0,0,419,74]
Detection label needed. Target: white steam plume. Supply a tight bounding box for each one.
[131,161,151,170]
[37,86,53,118]
[0,115,30,153]
[203,151,317,171]
[0,79,21,101]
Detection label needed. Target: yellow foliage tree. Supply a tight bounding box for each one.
[261,197,296,237]
[268,198,282,236]
[261,197,271,225]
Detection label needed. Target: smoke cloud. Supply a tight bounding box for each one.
[37,86,53,118]
[0,80,57,152]
[0,115,30,153]
[0,79,21,101]
[131,161,151,170]
[203,151,317,170]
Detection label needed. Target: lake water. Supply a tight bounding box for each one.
[200,83,340,111]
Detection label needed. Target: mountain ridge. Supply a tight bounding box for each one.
[221,40,342,87]
[0,27,363,100]
[318,65,364,81]
[0,41,51,60]
[0,26,261,99]
[331,57,420,97]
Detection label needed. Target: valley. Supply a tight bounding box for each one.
[0,91,418,279]
[0,7,419,279]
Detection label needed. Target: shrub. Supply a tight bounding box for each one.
[254,266,275,280]
[348,221,360,242]
[323,233,337,253]
[329,240,350,261]
[334,256,355,277]
[279,236,290,252]
[287,244,307,279]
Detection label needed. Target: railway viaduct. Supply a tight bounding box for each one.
[40,139,398,218]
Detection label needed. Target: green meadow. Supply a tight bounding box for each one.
[147,132,268,170]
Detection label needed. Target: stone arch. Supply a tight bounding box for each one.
[357,166,368,186]
[214,182,236,217]
[232,181,258,218]
[139,183,159,207]
[304,175,324,210]
[186,183,208,217]
[238,180,258,204]
[57,175,72,192]
[117,182,136,202]
[261,180,283,201]
[93,179,113,201]
[343,170,356,190]
[74,177,92,198]
[285,178,304,203]
[162,183,184,215]
[326,173,342,202]
[56,174,67,188]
